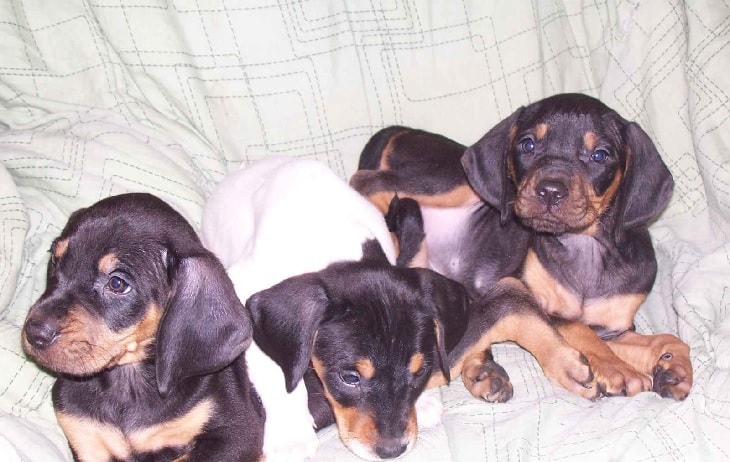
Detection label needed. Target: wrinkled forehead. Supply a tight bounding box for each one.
[52,222,165,274]
[317,307,435,363]
[517,100,623,142]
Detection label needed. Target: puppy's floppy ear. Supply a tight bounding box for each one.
[461,107,524,223]
[246,274,329,392]
[156,251,251,397]
[619,122,674,229]
[414,269,470,381]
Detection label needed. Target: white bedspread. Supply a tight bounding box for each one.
[1,1,729,460]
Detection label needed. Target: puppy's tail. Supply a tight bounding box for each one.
[386,195,428,268]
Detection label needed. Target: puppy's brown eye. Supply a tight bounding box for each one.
[520,137,535,153]
[339,371,361,387]
[413,365,429,378]
[591,149,610,163]
[107,275,131,294]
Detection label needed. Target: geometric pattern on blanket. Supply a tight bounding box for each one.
[1,1,729,460]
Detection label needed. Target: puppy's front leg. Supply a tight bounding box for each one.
[553,321,652,397]
[451,277,598,400]
[246,341,319,462]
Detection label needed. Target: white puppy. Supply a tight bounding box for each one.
[204,157,448,461]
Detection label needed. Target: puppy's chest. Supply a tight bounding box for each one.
[522,234,644,330]
[54,369,213,461]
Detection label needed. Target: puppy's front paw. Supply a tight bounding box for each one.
[415,388,444,429]
[590,357,652,398]
[652,335,692,400]
[461,357,513,403]
[541,347,598,400]
[263,414,319,462]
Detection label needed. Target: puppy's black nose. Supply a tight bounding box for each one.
[536,180,568,206]
[24,318,58,349]
[375,439,408,459]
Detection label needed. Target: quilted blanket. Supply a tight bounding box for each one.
[1,1,729,460]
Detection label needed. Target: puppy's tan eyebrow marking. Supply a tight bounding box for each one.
[98,253,119,274]
[583,131,599,151]
[53,238,69,260]
[534,123,548,140]
[356,358,375,380]
[409,353,424,375]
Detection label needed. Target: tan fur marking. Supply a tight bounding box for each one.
[586,169,623,217]
[448,302,565,379]
[129,399,213,453]
[356,358,376,380]
[56,411,130,462]
[98,253,119,274]
[313,357,407,459]
[426,371,448,389]
[28,304,162,375]
[379,131,409,170]
[534,123,548,140]
[56,400,213,461]
[450,309,571,382]
[606,331,689,375]
[522,250,642,329]
[516,170,614,231]
[555,320,652,396]
[521,250,583,320]
[583,131,599,151]
[582,294,644,332]
[368,186,480,215]
[606,332,692,400]
[368,191,398,215]
[413,185,480,209]
[409,353,424,375]
[115,304,164,366]
[53,238,69,260]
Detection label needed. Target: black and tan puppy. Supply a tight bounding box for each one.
[22,193,264,461]
[351,93,692,400]
[246,240,468,460]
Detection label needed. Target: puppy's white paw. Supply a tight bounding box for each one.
[246,342,320,461]
[415,388,444,430]
[262,413,319,462]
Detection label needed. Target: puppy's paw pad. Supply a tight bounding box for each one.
[462,360,513,403]
[415,389,444,429]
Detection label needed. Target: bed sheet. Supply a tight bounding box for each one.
[1,1,729,460]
